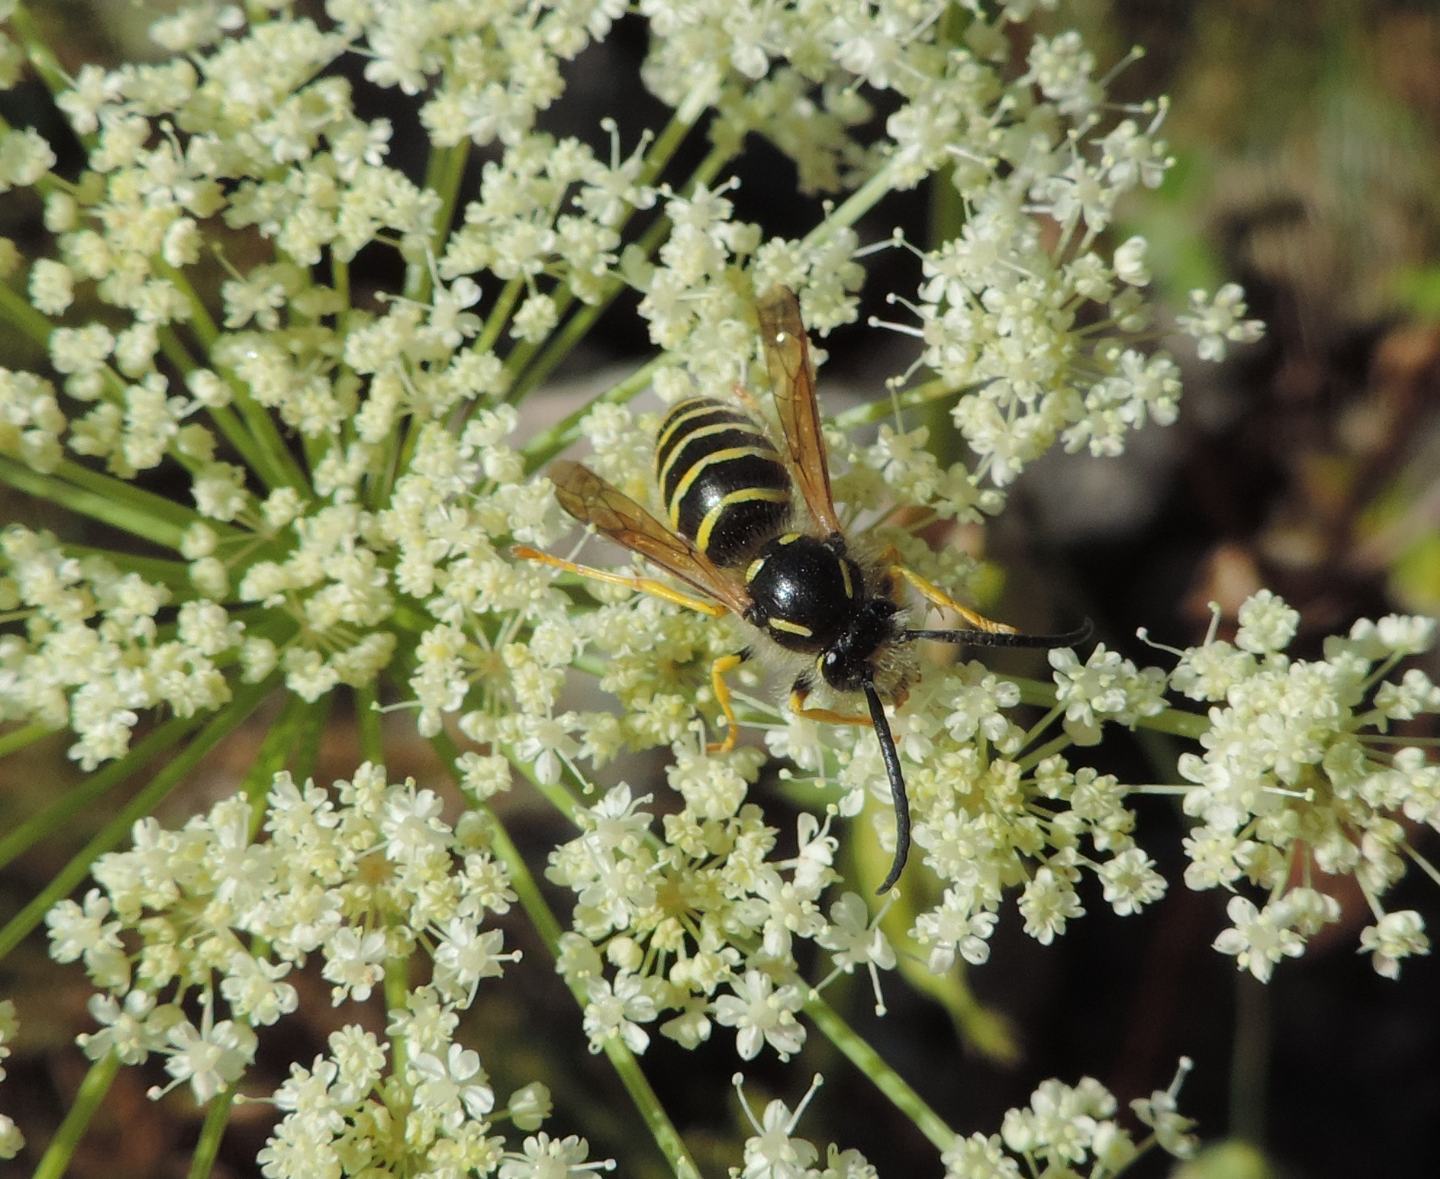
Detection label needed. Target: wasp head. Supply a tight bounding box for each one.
[817,598,903,694]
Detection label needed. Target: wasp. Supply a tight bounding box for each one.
[515,288,1088,893]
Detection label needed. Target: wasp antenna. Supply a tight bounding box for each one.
[905,617,1093,650]
[863,680,910,895]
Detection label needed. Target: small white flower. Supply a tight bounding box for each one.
[410,1043,495,1130]
[1177,283,1264,361]
[582,972,658,1055]
[712,971,806,1061]
[1018,867,1084,945]
[734,1072,824,1179]
[1213,896,1303,982]
[1097,847,1166,916]
[151,1012,258,1103]
[1358,910,1430,979]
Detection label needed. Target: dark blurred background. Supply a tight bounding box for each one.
[2,2,1438,1176]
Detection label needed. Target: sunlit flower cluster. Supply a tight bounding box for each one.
[547,765,861,1061]
[0,0,1432,1173]
[40,763,601,1175]
[1168,596,1440,980]
[943,1059,1198,1178]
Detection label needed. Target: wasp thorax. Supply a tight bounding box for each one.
[745,533,866,652]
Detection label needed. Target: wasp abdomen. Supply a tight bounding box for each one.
[655,398,791,567]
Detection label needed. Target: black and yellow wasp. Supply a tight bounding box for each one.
[516,288,1087,892]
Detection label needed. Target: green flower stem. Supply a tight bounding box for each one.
[186,1086,237,1179]
[832,375,993,431]
[62,544,196,593]
[217,393,308,496]
[152,262,308,492]
[0,675,277,961]
[0,456,185,544]
[241,692,326,834]
[285,691,329,787]
[389,601,437,640]
[805,158,903,248]
[803,991,955,1150]
[1009,675,1209,741]
[500,293,578,402]
[332,254,350,314]
[1015,731,1074,774]
[0,713,201,873]
[504,140,732,407]
[406,140,471,305]
[0,275,58,348]
[430,732,701,1179]
[503,292,607,407]
[384,953,412,1080]
[56,458,226,538]
[502,743,583,826]
[156,325,292,488]
[519,355,664,473]
[32,1052,120,1179]
[1133,707,1209,740]
[156,262,222,349]
[475,276,524,356]
[0,457,229,552]
[356,685,384,765]
[1017,703,1065,754]
[0,720,54,759]
[1404,843,1440,890]
[1229,975,1270,1145]
[1011,676,1060,711]
[8,4,70,104]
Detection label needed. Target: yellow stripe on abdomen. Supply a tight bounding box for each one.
[695,487,790,554]
[667,444,777,527]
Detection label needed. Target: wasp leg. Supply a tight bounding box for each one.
[513,546,729,618]
[788,681,872,727]
[889,562,1018,635]
[708,650,748,754]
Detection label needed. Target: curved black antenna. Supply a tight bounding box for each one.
[904,617,1093,649]
[863,680,910,895]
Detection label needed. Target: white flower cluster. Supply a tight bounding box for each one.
[1171,594,1440,979]
[943,1060,1198,1178]
[0,0,1428,1169]
[548,765,874,1062]
[0,1000,20,1160]
[41,763,612,1174]
[0,0,1259,781]
[731,1073,876,1179]
[0,527,237,769]
[542,641,1181,1063]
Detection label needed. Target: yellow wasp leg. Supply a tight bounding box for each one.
[513,546,729,618]
[708,652,745,754]
[889,563,1018,635]
[788,685,872,728]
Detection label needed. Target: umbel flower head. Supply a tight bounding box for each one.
[0,1,1432,1175]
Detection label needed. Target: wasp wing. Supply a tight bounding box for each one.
[757,286,844,536]
[549,460,752,617]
